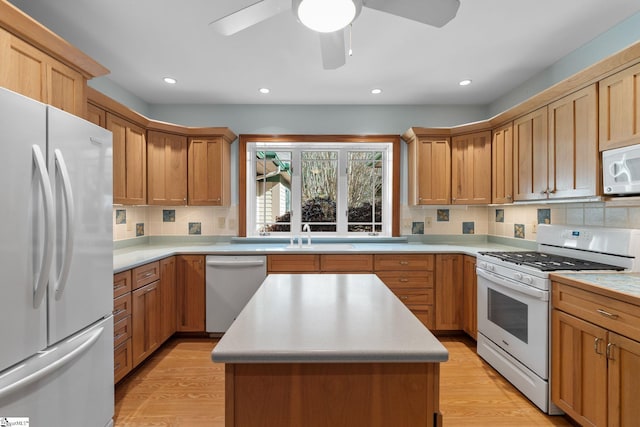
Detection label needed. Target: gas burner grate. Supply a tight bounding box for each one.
[478,251,625,272]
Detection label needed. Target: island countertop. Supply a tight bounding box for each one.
[211,273,449,364]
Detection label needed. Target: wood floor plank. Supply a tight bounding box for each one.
[114,336,574,426]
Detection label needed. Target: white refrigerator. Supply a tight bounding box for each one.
[0,88,114,426]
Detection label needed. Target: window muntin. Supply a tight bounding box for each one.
[248,142,392,237]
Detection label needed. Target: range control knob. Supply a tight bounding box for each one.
[514,272,523,280]
[524,276,533,284]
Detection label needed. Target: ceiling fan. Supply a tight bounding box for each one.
[209,0,460,69]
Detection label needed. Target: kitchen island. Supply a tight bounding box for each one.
[212,273,448,427]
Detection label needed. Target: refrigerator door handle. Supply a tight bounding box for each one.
[53,149,75,299]
[32,144,54,309]
[0,326,104,400]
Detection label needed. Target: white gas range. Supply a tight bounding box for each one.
[475,224,640,415]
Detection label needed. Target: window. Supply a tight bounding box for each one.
[245,139,395,237]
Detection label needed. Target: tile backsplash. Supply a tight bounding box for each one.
[113,205,238,240]
[114,202,640,242]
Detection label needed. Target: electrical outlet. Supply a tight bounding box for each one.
[532,223,538,234]
[217,217,226,229]
[425,217,433,228]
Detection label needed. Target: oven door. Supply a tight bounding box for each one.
[477,268,549,379]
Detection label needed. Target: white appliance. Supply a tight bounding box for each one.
[0,88,114,426]
[476,224,640,415]
[603,144,640,195]
[206,255,267,333]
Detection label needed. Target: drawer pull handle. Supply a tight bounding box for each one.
[596,309,619,319]
[400,296,409,300]
[399,261,409,265]
[114,333,125,342]
[399,278,409,283]
[114,283,126,290]
[113,308,125,316]
[606,343,616,360]
[142,272,154,278]
[594,337,603,355]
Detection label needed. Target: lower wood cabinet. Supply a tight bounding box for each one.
[434,254,463,330]
[131,280,160,368]
[462,255,477,340]
[552,279,640,427]
[159,257,177,342]
[176,255,205,332]
[267,254,320,273]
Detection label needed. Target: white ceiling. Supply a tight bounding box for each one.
[8,0,640,106]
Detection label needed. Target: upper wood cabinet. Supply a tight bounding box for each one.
[87,102,107,128]
[451,131,492,205]
[107,113,147,205]
[188,137,231,206]
[547,85,598,199]
[406,133,451,205]
[147,130,188,205]
[599,62,640,151]
[491,122,513,204]
[513,106,549,201]
[0,3,108,117]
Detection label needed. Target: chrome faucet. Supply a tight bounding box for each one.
[302,223,311,247]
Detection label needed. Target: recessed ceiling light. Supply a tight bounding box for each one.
[459,79,472,86]
[371,88,382,95]
[259,88,270,94]
[163,77,177,84]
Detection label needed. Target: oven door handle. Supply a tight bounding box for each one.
[476,268,549,301]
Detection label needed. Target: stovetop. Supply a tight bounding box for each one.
[478,251,626,272]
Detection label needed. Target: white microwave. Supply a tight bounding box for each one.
[603,144,640,195]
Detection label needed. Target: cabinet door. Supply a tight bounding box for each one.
[434,254,463,330]
[599,62,640,151]
[462,255,477,340]
[0,28,85,117]
[548,85,598,199]
[159,257,177,343]
[491,122,514,204]
[188,137,230,206]
[176,255,205,332]
[551,310,607,427]
[607,332,640,427]
[87,103,107,128]
[107,113,146,204]
[131,281,160,368]
[451,131,491,204]
[513,107,548,201]
[147,130,188,205]
[408,137,451,205]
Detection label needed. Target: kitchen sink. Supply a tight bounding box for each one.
[283,243,354,251]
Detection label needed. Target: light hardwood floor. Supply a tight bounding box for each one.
[114,336,574,427]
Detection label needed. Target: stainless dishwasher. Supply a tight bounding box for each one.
[205,255,267,333]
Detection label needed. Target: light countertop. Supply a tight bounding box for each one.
[550,272,640,304]
[113,239,532,273]
[211,274,449,363]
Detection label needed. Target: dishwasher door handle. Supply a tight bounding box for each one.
[206,259,266,267]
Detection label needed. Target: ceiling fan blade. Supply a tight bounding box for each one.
[364,0,460,28]
[319,30,346,70]
[209,0,290,36]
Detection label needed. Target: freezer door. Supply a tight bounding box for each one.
[47,106,113,345]
[0,88,49,371]
[0,317,114,426]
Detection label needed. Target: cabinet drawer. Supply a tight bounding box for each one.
[132,261,160,290]
[113,270,132,298]
[113,316,131,348]
[268,255,320,273]
[114,339,133,384]
[389,288,434,305]
[553,282,640,342]
[321,254,373,272]
[376,271,434,289]
[113,293,131,323]
[374,254,434,271]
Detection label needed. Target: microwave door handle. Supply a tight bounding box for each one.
[609,159,631,181]
[476,268,548,301]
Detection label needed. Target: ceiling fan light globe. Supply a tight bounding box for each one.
[297,0,356,33]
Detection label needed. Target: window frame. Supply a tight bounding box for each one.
[238,134,401,237]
